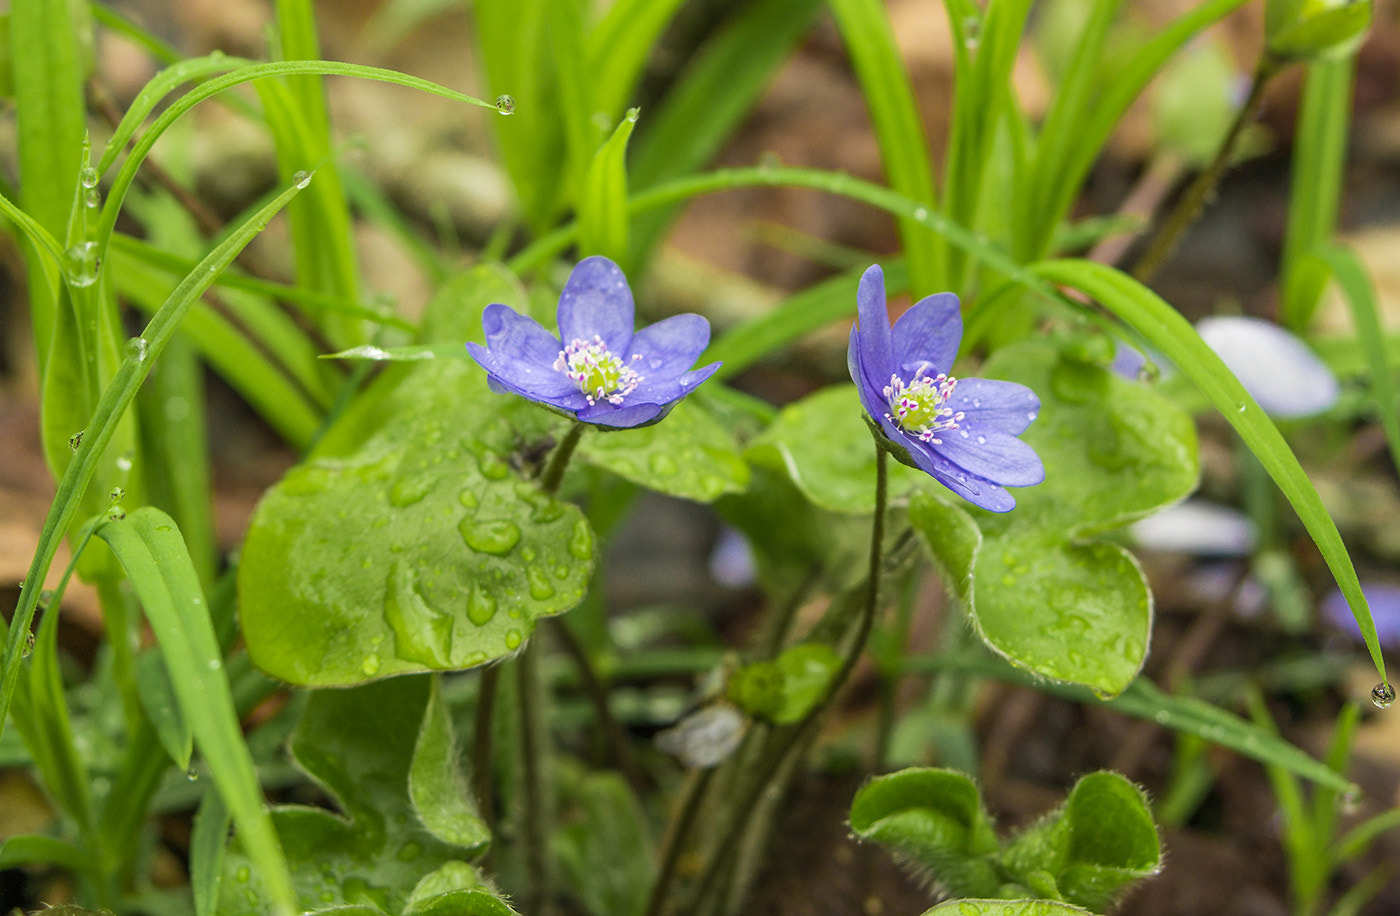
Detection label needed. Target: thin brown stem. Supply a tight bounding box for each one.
[547,616,648,790]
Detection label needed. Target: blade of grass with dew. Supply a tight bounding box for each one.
[704,260,909,382]
[904,651,1357,795]
[1033,0,1249,259]
[1032,258,1388,686]
[827,0,941,295]
[1016,0,1125,260]
[579,108,638,265]
[110,232,414,331]
[1314,246,1400,479]
[1281,56,1355,330]
[109,243,324,448]
[97,508,296,913]
[190,788,232,916]
[589,0,689,120]
[10,0,84,370]
[1,178,310,746]
[94,60,499,261]
[626,0,823,267]
[256,76,362,345]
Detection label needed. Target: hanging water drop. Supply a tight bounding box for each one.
[625,107,640,123]
[69,431,84,450]
[38,589,55,609]
[109,508,126,521]
[22,632,34,658]
[187,767,200,781]
[65,241,99,288]
[494,94,516,115]
[109,486,125,501]
[292,170,312,189]
[85,189,100,209]
[126,337,149,360]
[80,166,99,189]
[1372,682,1395,709]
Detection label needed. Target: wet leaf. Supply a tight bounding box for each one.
[219,676,508,915]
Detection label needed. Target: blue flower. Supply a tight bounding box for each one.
[467,256,721,428]
[848,265,1045,512]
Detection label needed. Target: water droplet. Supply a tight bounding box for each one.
[554,564,570,581]
[65,241,99,287]
[505,629,522,650]
[236,866,251,883]
[126,337,149,360]
[85,189,100,209]
[116,453,133,472]
[460,518,521,556]
[68,431,84,450]
[22,632,34,658]
[1027,411,1037,421]
[913,207,929,220]
[458,487,479,509]
[187,767,199,780]
[494,94,516,115]
[383,564,453,666]
[361,654,381,676]
[206,659,221,670]
[467,587,497,626]
[80,166,99,189]
[1237,404,1247,413]
[625,106,640,122]
[108,509,126,521]
[390,475,433,507]
[976,435,986,445]
[293,170,312,189]
[528,566,556,600]
[478,453,510,480]
[649,453,679,476]
[569,518,593,560]
[109,486,125,501]
[1372,682,1395,709]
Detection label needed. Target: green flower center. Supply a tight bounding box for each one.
[555,336,642,405]
[884,371,963,443]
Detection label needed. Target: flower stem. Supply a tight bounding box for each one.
[642,766,717,916]
[517,639,555,916]
[1131,55,1281,284]
[682,443,889,916]
[539,422,585,495]
[470,665,499,843]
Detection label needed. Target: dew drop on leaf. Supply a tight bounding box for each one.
[467,587,497,626]
[458,518,521,556]
[505,629,522,649]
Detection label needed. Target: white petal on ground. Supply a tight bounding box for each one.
[1130,499,1257,557]
[1196,316,1339,418]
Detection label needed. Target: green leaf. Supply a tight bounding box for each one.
[745,384,926,514]
[238,364,594,685]
[918,901,1094,916]
[578,396,749,503]
[578,109,638,265]
[1266,0,1371,60]
[1034,258,1389,687]
[1001,772,1161,913]
[849,768,1001,898]
[913,342,1198,696]
[220,675,506,915]
[555,769,655,916]
[409,676,490,850]
[728,643,842,724]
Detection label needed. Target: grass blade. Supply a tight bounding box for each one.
[2,178,309,746]
[97,508,295,913]
[827,0,941,294]
[579,109,639,264]
[1032,258,1388,686]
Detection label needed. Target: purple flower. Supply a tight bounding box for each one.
[847,265,1045,512]
[467,256,721,428]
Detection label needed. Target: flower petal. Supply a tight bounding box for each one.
[627,313,711,379]
[481,302,564,368]
[932,431,1045,488]
[466,337,578,400]
[576,400,665,428]
[849,330,892,422]
[946,378,1041,436]
[903,434,1017,512]
[892,292,961,377]
[854,265,894,383]
[629,361,721,405]
[557,256,635,352]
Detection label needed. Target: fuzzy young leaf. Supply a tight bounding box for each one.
[918,901,1094,916]
[850,768,1002,898]
[220,676,505,914]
